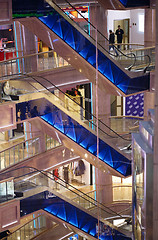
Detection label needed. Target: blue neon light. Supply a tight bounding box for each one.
[119,0,149,7]
[16,97,131,176]
[20,191,132,240]
[40,110,131,177]
[13,22,20,73]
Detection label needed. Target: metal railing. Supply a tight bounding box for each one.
[109,115,143,134]
[46,0,151,72]
[3,214,56,240]
[71,185,132,208]
[0,135,60,171]
[3,73,133,161]
[0,50,69,80]
[0,166,128,221]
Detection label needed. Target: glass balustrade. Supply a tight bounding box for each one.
[6,214,56,240]
[0,135,59,171]
[45,134,60,150]
[129,46,155,71]
[0,177,14,203]
[71,186,132,209]
[0,167,132,221]
[71,190,96,209]
[0,50,69,80]
[14,75,131,143]
[12,167,129,221]
[4,74,132,164]
[109,116,142,134]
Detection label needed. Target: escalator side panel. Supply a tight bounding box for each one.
[41,111,131,177]
[38,13,149,95]
[16,98,131,176]
[20,191,132,239]
[119,0,150,7]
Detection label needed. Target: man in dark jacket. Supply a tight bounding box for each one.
[109,30,118,56]
[115,25,124,49]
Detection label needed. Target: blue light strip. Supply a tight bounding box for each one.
[19,23,25,72]
[13,21,20,73]
[16,98,131,176]
[20,191,132,240]
[88,6,90,35]
[119,0,149,7]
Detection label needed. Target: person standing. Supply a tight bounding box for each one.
[115,25,124,49]
[109,30,115,51]
[109,30,118,56]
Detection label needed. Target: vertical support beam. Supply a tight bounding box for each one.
[153,0,158,239]
[95,169,113,204]
[144,9,156,47]
[144,92,155,120]
[89,5,108,47]
[92,85,111,129]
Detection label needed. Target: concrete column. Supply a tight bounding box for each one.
[95,169,113,205]
[92,84,110,128]
[89,5,108,48]
[144,92,155,120]
[144,9,156,47]
[92,84,112,205]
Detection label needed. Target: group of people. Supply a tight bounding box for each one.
[66,85,81,97]
[109,25,124,54]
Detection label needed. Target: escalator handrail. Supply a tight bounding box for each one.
[3,215,46,239]
[0,166,123,218]
[47,0,135,63]
[0,135,41,154]
[12,0,151,71]
[10,73,123,140]
[47,0,150,71]
[22,73,131,141]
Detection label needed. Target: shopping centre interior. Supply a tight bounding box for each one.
[0,0,157,239]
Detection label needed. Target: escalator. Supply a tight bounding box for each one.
[97,0,150,9]
[2,214,62,240]
[10,75,132,177]
[12,0,150,96]
[118,0,150,8]
[0,166,132,239]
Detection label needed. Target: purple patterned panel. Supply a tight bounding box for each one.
[125,93,144,117]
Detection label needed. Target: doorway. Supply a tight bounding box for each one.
[114,19,129,49]
[111,95,123,116]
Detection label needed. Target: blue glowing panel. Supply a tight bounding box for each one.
[37,7,149,95]
[16,98,131,176]
[41,109,131,177]
[119,0,149,7]
[20,191,132,240]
